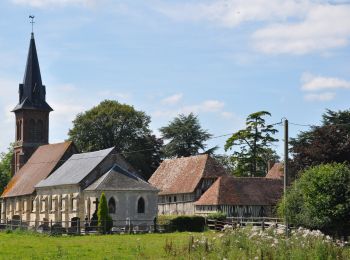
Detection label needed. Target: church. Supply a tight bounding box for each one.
[0,32,158,229]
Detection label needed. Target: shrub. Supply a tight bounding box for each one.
[169,216,205,232]
[279,163,350,237]
[207,212,227,221]
[97,192,113,233]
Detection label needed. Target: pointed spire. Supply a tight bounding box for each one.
[23,33,43,94]
[12,33,52,112]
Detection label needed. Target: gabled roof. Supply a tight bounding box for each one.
[36,147,114,188]
[266,162,284,179]
[195,176,283,206]
[85,164,158,192]
[1,142,74,198]
[13,33,52,112]
[149,154,228,195]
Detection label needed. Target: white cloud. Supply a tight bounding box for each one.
[156,0,309,28]
[153,99,227,118]
[304,92,336,102]
[97,90,131,101]
[252,5,350,54]
[161,93,183,105]
[157,1,350,55]
[301,73,350,91]
[11,0,97,8]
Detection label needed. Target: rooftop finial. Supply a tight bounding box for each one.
[29,15,35,34]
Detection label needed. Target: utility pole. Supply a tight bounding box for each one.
[284,119,289,236]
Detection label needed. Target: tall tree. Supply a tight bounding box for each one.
[225,111,278,177]
[278,163,350,237]
[68,100,163,180]
[159,113,213,158]
[290,109,350,173]
[0,145,13,194]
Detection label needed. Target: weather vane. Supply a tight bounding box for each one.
[29,15,35,33]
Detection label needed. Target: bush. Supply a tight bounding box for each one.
[169,216,205,232]
[97,192,113,233]
[207,212,227,221]
[279,163,350,237]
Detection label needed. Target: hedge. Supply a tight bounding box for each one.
[169,216,206,232]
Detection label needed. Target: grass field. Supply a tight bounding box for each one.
[0,228,349,259]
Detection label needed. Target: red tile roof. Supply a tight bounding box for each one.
[1,142,75,198]
[266,162,284,179]
[195,175,283,206]
[149,154,228,195]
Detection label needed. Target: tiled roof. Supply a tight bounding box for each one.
[36,147,115,187]
[1,142,74,198]
[195,176,283,206]
[149,154,228,195]
[266,163,284,179]
[85,164,158,192]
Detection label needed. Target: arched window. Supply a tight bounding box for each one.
[137,197,145,214]
[108,197,116,214]
[29,119,35,141]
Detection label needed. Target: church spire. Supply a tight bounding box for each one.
[13,32,52,112]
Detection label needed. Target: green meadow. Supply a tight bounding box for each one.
[0,228,348,260]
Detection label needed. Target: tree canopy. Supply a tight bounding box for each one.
[68,100,162,180]
[0,145,13,194]
[224,111,279,177]
[290,109,350,173]
[279,163,350,237]
[159,113,213,158]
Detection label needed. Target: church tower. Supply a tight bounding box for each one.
[12,32,53,174]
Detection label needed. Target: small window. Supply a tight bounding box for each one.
[108,197,116,214]
[137,197,145,214]
[173,196,177,202]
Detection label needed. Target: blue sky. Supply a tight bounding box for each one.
[0,0,350,157]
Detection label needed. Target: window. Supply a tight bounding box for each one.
[137,197,145,214]
[35,120,44,141]
[29,119,35,141]
[173,196,177,202]
[108,197,116,214]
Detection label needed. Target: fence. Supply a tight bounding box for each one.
[207,217,285,231]
[0,218,169,235]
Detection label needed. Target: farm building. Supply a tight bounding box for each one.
[149,154,227,215]
[194,176,283,217]
[150,156,284,217]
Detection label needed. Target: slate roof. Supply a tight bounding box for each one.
[195,176,283,206]
[36,147,114,188]
[85,164,158,192]
[1,142,74,198]
[266,163,284,179]
[13,33,52,112]
[149,154,228,195]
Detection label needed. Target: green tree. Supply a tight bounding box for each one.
[290,109,350,173]
[159,113,214,158]
[279,163,350,237]
[0,145,13,194]
[68,100,163,179]
[224,111,278,177]
[97,192,113,233]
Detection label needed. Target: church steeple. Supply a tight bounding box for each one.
[12,32,52,175]
[13,33,52,112]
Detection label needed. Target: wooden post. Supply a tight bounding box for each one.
[284,119,289,236]
[50,219,52,234]
[77,218,80,235]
